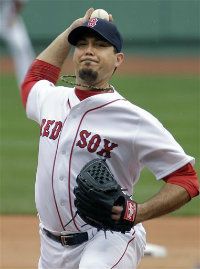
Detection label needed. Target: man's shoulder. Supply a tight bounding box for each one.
[32,80,74,96]
[113,94,161,124]
[27,80,76,110]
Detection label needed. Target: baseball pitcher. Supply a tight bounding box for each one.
[20,8,199,269]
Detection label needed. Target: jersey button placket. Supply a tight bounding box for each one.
[60,200,65,206]
[59,176,64,181]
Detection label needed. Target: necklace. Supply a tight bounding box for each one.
[60,75,113,91]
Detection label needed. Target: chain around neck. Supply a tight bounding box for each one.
[60,75,113,91]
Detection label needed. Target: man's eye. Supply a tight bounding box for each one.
[77,41,87,47]
[96,42,108,47]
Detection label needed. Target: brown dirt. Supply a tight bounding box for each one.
[1,56,199,75]
[0,215,199,269]
[61,56,200,75]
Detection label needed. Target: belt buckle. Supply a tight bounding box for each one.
[60,234,73,246]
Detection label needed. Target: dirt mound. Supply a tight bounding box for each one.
[1,215,199,269]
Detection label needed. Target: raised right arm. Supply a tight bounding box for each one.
[20,8,94,107]
[36,8,94,67]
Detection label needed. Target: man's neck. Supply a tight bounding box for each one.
[75,80,111,91]
[75,87,113,101]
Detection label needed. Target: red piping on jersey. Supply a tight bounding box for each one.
[68,98,125,231]
[51,115,68,230]
[110,231,136,268]
[51,100,71,230]
[67,99,71,110]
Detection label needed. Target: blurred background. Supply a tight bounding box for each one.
[1,0,200,56]
[0,0,199,214]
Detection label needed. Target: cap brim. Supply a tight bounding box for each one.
[68,26,111,46]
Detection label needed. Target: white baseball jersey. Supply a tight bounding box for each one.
[26,79,194,234]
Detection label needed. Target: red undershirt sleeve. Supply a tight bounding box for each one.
[163,163,199,198]
[20,59,61,107]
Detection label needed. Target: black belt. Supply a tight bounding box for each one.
[43,228,88,246]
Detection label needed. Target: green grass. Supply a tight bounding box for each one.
[0,73,199,215]
[0,74,38,214]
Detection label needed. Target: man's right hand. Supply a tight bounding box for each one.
[67,8,94,34]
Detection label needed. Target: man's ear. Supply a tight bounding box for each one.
[115,53,124,68]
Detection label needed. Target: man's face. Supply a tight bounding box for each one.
[73,34,123,87]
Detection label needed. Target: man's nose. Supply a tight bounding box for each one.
[85,43,95,55]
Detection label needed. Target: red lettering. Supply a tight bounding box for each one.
[40,119,46,136]
[87,134,101,153]
[76,130,118,158]
[43,120,55,137]
[97,139,118,158]
[49,121,62,140]
[76,130,91,148]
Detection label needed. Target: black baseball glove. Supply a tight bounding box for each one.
[74,158,137,233]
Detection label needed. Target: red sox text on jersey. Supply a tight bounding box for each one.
[40,119,118,158]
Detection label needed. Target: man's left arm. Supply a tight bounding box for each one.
[134,183,191,224]
[112,163,199,224]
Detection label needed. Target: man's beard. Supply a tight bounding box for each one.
[78,68,98,85]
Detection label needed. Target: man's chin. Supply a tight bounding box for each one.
[78,68,98,84]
